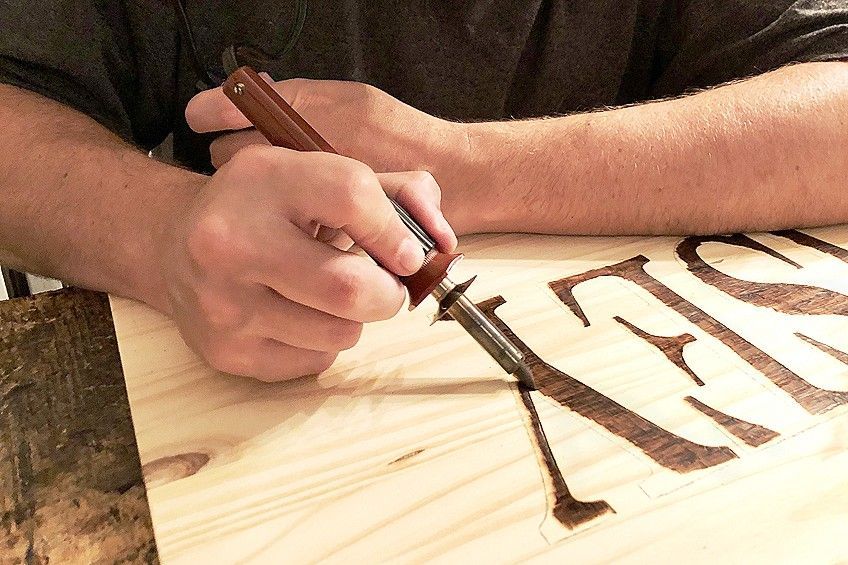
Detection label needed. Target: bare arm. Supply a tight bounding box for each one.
[0,83,456,381]
[0,83,202,310]
[450,61,848,235]
[200,61,848,236]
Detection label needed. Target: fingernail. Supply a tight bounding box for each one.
[437,215,454,236]
[399,238,425,273]
[436,216,457,248]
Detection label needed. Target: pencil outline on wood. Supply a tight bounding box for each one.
[444,230,848,532]
[684,397,779,448]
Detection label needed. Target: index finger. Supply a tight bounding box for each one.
[283,153,427,277]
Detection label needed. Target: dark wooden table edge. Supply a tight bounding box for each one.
[1,288,158,563]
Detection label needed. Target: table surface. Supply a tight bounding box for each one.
[0,289,157,563]
[4,228,848,563]
[114,228,848,563]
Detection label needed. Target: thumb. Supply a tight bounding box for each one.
[185,82,252,133]
[377,171,458,253]
[184,74,318,133]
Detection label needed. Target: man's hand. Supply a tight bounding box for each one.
[185,77,476,233]
[155,144,456,382]
[188,63,848,236]
[186,75,452,171]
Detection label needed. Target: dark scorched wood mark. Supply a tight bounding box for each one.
[772,230,848,264]
[518,386,613,528]
[614,316,703,386]
[477,296,736,473]
[676,234,848,317]
[684,397,779,448]
[551,255,848,415]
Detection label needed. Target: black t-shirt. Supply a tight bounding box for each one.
[1,1,847,171]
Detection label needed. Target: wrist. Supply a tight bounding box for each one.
[141,170,205,315]
[433,121,512,234]
[397,118,482,235]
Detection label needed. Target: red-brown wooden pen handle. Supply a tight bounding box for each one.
[222,66,459,308]
[223,66,334,153]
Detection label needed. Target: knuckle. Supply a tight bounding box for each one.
[210,152,225,170]
[415,170,441,200]
[195,289,242,329]
[187,213,259,269]
[208,135,225,157]
[394,170,440,206]
[329,268,368,314]
[337,164,378,211]
[187,213,237,266]
[331,320,364,351]
[355,82,379,106]
[354,213,391,250]
[204,339,251,376]
[209,136,234,169]
[229,144,278,176]
[280,78,310,106]
[411,169,437,188]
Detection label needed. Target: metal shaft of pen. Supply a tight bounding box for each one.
[392,201,436,251]
[432,279,534,387]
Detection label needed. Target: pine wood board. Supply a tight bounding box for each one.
[112,227,848,563]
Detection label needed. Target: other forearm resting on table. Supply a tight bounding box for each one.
[0,84,202,309]
[433,62,848,236]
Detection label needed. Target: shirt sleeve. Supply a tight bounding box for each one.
[652,0,848,96]
[0,0,174,149]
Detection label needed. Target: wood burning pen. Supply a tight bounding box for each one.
[220,66,536,390]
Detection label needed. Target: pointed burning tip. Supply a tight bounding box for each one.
[514,361,537,391]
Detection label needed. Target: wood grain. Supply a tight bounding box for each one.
[113,227,848,563]
[1,289,157,564]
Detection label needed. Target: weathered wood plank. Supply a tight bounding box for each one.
[0,289,157,564]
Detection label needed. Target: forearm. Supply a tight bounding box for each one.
[0,84,203,309]
[434,61,848,235]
